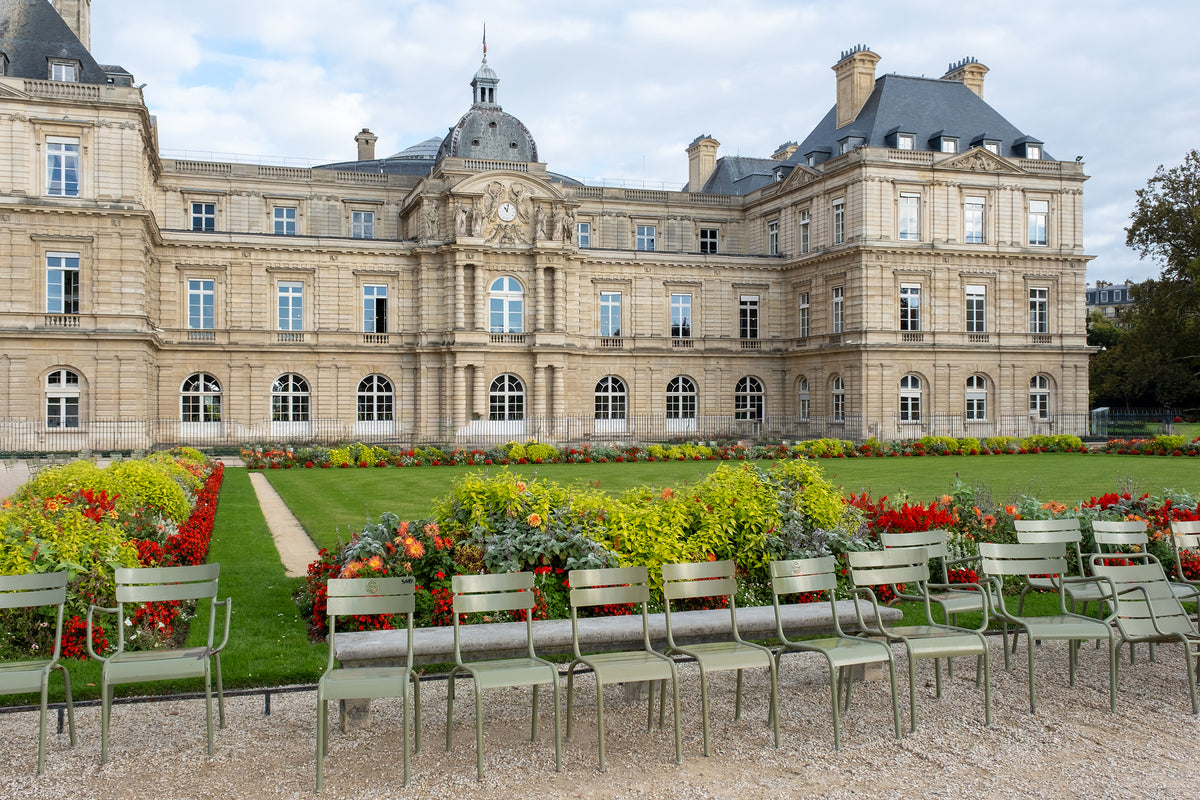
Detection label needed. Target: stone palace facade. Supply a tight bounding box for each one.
[0,1,1093,451]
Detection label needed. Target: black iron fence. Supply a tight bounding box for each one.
[0,412,1101,454]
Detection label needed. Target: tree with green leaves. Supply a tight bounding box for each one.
[1091,150,1200,411]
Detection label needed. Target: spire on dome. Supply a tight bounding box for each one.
[471,28,499,106]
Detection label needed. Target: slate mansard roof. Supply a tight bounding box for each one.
[789,73,1049,167]
[0,0,131,85]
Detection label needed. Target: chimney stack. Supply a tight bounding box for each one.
[941,57,989,98]
[355,128,378,161]
[51,0,91,51]
[832,45,880,129]
[686,135,720,192]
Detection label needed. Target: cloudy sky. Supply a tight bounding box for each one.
[88,0,1198,284]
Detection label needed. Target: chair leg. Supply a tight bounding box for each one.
[1027,635,1037,714]
[887,657,902,740]
[57,663,76,747]
[315,697,326,793]
[645,678,655,732]
[474,681,485,780]
[37,679,48,775]
[907,657,918,734]
[402,687,411,786]
[551,675,563,774]
[932,658,943,698]
[734,669,744,721]
[597,679,607,772]
[445,668,458,752]
[565,664,576,741]
[412,674,422,754]
[828,663,842,751]
[982,648,992,726]
[1107,635,1117,712]
[699,668,711,756]
[100,681,111,765]
[670,671,682,765]
[204,668,215,756]
[531,684,540,742]
[768,658,779,749]
[215,653,226,729]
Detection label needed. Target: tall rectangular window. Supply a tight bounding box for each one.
[599,291,621,336]
[351,210,375,239]
[898,193,920,241]
[739,295,759,340]
[187,278,214,330]
[278,281,303,331]
[899,284,920,331]
[635,225,655,251]
[1028,199,1048,246]
[767,220,779,255]
[797,292,810,338]
[798,209,810,254]
[671,293,692,338]
[700,228,718,254]
[191,202,216,232]
[363,284,387,333]
[964,196,985,243]
[576,221,591,248]
[832,286,844,333]
[965,284,986,333]
[1029,287,1049,333]
[46,137,80,197]
[46,252,80,314]
[273,206,297,236]
[832,199,844,244]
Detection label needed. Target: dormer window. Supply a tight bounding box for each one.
[0,53,9,77]
[49,60,79,82]
[971,135,1001,154]
[837,136,864,155]
[1015,136,1044,160]
[941,138,958,153]
[897,133,914,150]
[1025,144,1041,159]
[929,132,958,153]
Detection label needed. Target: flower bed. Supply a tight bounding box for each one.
[300,462,1200,637]
[1100,434,1200,456]
[244,433,1092,471]
[0,449,224,660]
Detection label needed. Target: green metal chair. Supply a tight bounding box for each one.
[979,541,1116,713]
[0,572,76,774]
[317,576,420,792]
[846,547,990,732]
[1091,552,1200,713]
[445,571,562,780]
[1012,518,1107,611]
[566,565,681,771]
[87,563,231,764]
[769,557,901,749]
[1093,520,1200,606]
[661,559,778,756]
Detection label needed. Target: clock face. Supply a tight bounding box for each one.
[497,202,517,222]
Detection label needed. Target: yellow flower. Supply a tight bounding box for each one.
[366,555,384,572]
[527,513,542,527]
[515,481,527,493]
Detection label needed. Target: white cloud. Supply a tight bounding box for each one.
[88,0,1200,282]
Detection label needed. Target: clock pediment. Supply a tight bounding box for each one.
[942,148,1023,174]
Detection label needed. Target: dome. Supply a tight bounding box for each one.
[436,106,539,163]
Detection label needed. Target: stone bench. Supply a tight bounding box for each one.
[334,600,901,727]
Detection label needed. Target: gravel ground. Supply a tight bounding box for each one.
[4,636,1200,799]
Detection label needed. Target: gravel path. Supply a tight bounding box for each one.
[4,637,1199,799]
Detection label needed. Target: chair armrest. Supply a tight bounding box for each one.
[87,605,117,661]
[927,582,990,630]
[1065,576,1118,622]
[211,597,233,654]
[849,587,887,634]
[946,553,982,569]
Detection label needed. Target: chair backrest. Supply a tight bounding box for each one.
[1090,554,1194,640]
[769,557,843,637]
[1169,520,1200,583]
[113,564,221,652]
[661,560,738,646]
[1014,518,1084,574]
[1091,519,1149,553]
[451,572,538,663]
[846,547,929,590]
[880,530,950,581]
[568,566,652,655]
[979,541,1068,616]
[115,564,220,605]
[325,576,415,670]
[0,571,69,612]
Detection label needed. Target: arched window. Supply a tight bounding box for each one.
[45,368,80,428]
[271,374,310,422]
[357,375,394,422]
[666,376,697,420]
[734,376,764,421]
[594,376,627,420]
[489,276,524,333]
[831,376,845,422]
[966,374,988,421]
[1029,375,1051,420]
[181,373,221,422]
[899,374,922,422]
[489,374,524,421]
[797,377,810,420]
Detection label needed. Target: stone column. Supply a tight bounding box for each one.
[533,365,546,422]
[454,365,467,431]
[476,269,489,331]
[473,365,487,420]
[454,263,465,330]
[553,365,566,435]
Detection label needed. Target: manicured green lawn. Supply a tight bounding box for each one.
[264,454,1199,550]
